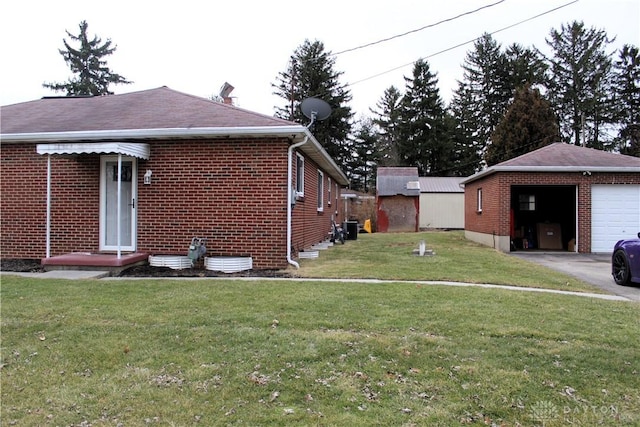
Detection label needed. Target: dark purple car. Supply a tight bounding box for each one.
[612,232,640,285]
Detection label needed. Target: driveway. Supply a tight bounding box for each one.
[511,252,640,302]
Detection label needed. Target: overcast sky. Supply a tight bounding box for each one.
[1,0,638,119]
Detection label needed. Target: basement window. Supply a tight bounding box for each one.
[519,194,536,211]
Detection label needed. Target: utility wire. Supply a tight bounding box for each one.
[334,0,506,56]
[349,0,579,87]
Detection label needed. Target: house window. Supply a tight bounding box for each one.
[327,177,332,206]
[317,170,324,212]
[519,194,536,211]
[296,153,304,196]
[477,188,483,212]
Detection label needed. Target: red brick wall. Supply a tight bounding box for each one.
[1,139,342,269]
[1,145,100,258]
[290,152,342,254]
[464,171,640,253]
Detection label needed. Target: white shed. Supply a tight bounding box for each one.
[419,177,465,229]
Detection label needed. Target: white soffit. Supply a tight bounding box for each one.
[36,142,151,160]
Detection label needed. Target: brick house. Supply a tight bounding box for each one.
[0,87,349,270]
[376,167,420,232]
[461,143,640,253]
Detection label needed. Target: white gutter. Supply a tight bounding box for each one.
[287,136,310,269]
[1,126,307,142]
[461,165,640,185]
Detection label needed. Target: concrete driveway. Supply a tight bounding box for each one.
[511,252,640,302]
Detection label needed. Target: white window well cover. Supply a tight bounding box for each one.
[36,142,151,160]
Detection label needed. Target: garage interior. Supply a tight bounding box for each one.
[510,185,576,251]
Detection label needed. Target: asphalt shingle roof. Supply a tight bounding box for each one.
[498,143,640,168]
[1,86,293,134]
[462,143,640,184]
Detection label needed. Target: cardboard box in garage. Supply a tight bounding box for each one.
[537,223,563,250]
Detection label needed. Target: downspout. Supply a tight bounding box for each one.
[45,154,51,258]
[287,135,309,268]
[116,154,122,259]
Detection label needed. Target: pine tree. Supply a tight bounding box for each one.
[485,85,560,166]
[612,44,640,156]
[272,40,353,167]
[450,34,511,159]
[449,84,483,174]
[370,86,403,166]
[503,43,547,90]
[43,21,131,96]
[398,59,453,176]
[543,21,615,147]
[348,118,379,193]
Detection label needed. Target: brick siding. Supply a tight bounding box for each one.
[464,171,640,253]
[1,139,341,269]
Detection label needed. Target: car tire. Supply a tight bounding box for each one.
[612,249,631,286]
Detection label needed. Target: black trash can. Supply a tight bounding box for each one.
[345,221,358,240]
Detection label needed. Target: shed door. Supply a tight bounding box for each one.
[591,184,640,252]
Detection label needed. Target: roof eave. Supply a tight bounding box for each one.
[0,126,309,143]
[460,166,640,185]
[299,128,349,186]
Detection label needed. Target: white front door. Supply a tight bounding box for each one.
[100,156,137,251]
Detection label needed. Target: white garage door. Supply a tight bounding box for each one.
[591,184,640,253]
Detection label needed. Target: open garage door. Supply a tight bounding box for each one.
[591,184,640,253]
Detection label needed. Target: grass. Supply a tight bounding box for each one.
[1,231,638,425]
[294,231,602,293]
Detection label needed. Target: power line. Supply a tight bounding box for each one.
[333,0,506,56]
[348,0,580,87]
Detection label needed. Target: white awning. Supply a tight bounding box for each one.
[36,142,150,159]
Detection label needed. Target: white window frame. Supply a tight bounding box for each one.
[477,188,483,212]
[317,170,324,212]
[327,177,332,206]
[296,153,305,196]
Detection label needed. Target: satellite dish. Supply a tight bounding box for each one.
[301,97,331,128]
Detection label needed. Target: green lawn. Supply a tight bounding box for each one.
[294,231,602,293]
[1,232,638,426]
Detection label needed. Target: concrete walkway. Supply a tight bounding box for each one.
[2,270,631,302]
[1,270,111,280]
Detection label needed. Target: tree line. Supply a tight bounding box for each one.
[44,21,640,194]
[273,23,639,193]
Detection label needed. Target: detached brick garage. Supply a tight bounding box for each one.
[461,143,640,254]
[0,87,349,270]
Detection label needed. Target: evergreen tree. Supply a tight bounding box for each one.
[398,59,453,176]
[370,86,403,166]
[449,84,483,174]
[43,21,131,96]
[612,44,640,156]
[450,34,511,159]
[485,85,560,166]
[543,21,615,147]
[348,118,379,193]
[503,43,548,90]
[272,40,353,167]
